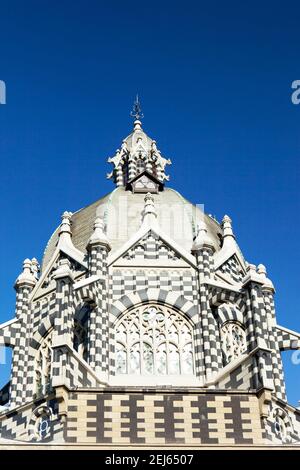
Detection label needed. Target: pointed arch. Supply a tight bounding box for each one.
[114,303,195,377]
[209,286,245,313]
[73,301,93,361]
[109,289,198,324]
[29,313,56,354]
[216,302,244,326]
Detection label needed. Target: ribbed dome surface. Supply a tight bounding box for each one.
[42,187,222,271]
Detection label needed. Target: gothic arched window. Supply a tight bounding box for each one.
[29,405,52,441]
[122,162,129,184]
[35,330,53,397]
[73,320,88,361]
[220,321,246,364]
[35,414,51,440]
[272,408,291,443]
[115,304,194,376]
[136,158,145,174]
[151,162,157,177]
[73,304,90,362]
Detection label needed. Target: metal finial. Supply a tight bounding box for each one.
[130,94,144,120]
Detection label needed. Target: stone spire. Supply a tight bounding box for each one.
[133,119,142,131]
[15,259,37,289]
[53,258,74,281]
[87,216,111,276]
[58,211,73,246]
[242,263,264,286]
[257,264,275,292]
[107,100,171,188]
[192,221,214,252]
[141,193,158,228]
[257,263,267,277]
[221,215,236,248]
[87,217,110,249]
[31,257,40,280]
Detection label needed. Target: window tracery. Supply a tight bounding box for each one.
[136,158,145,174]
[273,408,291,443]
[73,320,88,361]
[35,330,53,396]
[220,321,246,364]
[35,414,51,440]
[115,305,194,376]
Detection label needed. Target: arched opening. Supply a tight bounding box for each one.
[122,162,129,184]
[28,405,53,442]
[271,406,293,443]
[220,321,247,365]
[136,158,145,175]
[151,162,157,177]
[73,302,92,362]
[35,329,54,397]
[114,304,195,379]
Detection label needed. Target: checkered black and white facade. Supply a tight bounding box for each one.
[0,118,299,447]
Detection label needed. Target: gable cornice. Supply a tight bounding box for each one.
[107,225,198,269]
[29,244,88,302]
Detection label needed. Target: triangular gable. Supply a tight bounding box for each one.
[30,244,88,301]
[126,170,164,193]
[121,230,180,261]
[135,142,147,153]
[215,254,246,284]
[214,238,246,271]
[108,225,197,269]
[215,270,237,286]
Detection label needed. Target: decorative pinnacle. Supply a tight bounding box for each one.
[130,94,144,121]
[192,220,214,252]
[31,257,40,279]
[142,193,158,228]
[242,262,265,286]
[257,264,275,291]
[58,211,73,246]
[53,258,74,281]
[15,258,37,288]
[221,214,236,247]
[257,264,267,278]
[60,211,72,232]
[87,216,110,248]
[247,263,257,274]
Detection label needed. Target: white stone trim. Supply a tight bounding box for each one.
[276,324,300,340]
[73,275,105,290]
[29,246,88,302]
[108,226,197,269]
[109,375,203,387]
[215,271,237,286]
[214,245,246,272]
[112,259,191,268]
[0,317,18,331]
[204,278,242,293]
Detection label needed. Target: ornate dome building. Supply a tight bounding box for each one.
[0,103,300,447]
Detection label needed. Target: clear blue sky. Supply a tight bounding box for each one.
[0,1,299,405]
